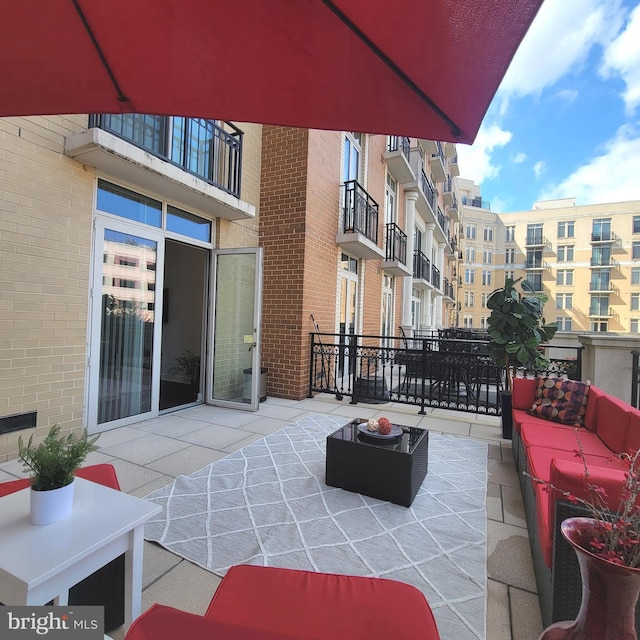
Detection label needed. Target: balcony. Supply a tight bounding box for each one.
[442,277,455,300]
[431,264,441,290]
[524,259,543,270]
[429,141,446,182]
[461,195,491,210]
[588,306,613,318]
[437,206,449,239]
[65,114,254,221]
[382,223,411,276]
[588,280,615,293]
[336,181,384,260]
[449,155,460,177]
[413,250,431,284]
[590,231,617,244]
[590,256,616,267]
[525,232,546,247]
[385,136,415,183]
[442,175,454,206]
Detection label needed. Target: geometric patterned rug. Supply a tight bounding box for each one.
[144,413,488,639]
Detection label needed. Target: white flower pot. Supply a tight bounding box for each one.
[30,480,75,525]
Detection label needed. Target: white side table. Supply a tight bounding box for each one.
[0,478,161,629]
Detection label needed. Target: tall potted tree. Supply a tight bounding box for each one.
[486,277,557,439]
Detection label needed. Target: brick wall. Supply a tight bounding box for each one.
[0,116,93,460]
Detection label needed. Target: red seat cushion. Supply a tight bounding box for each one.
[595,395,632,454]
[520,423,611,457]
[205,565,441,640]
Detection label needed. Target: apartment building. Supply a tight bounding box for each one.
[0,115,460,458]
[458,183,640,335]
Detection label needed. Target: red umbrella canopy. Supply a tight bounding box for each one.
[1,0,542,143]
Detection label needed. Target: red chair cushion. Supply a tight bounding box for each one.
[520,423,610,457]
[512,377,538,410]
[205,565,441,640]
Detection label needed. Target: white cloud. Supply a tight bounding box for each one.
[513,152,527,163]
[497,0,625,111]
[539,125,640,204]
[600,3,640,114]
[456,123,512,184]
[533,161,546,179]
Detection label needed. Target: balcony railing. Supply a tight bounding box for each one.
[432,141,445,162]
[385,223,407,264]
[443,277,455,299]
[342,180,379,244]
[589,280,614,292]
[525,259,543,270]
[525,232,545,246]
[443,175,453,194]
[461,196,491,210]
[591,231,615,243]
[387,136,411,162]
[413,250,431,281]
[589,306,613,317]
[431,264,441,289]
[89,114,243,197]
[420,170,437,210]
[590,256,615,267]
[437,206,449,237]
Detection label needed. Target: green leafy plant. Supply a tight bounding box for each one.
[487,277,558,392]
[169,349,201,386]
[18,425,100,491]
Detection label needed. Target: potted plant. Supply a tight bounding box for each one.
[18,424,100,524]
[169,349,201,400]
[486,277,557,439]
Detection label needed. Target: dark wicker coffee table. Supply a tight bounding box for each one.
[325,419,429,507]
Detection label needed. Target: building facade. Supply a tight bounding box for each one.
[458,184,640,335]
[0,115,461,459]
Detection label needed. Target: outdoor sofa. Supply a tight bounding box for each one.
[125,564,441,640]
[511,376,640,631]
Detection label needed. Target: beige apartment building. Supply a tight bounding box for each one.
[458,181,640,335]
[0,113,462,459]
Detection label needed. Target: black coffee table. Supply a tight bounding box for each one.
[325,419,429,507]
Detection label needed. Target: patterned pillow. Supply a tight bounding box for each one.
[529,377,590,426]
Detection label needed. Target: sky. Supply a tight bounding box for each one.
[456,0,640,213]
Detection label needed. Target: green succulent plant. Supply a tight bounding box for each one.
[487,277,558,392]
[18,424,100,491]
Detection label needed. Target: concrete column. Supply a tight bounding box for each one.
[401,191,419,333]
[425,223,435,265]
[425,289,432,328]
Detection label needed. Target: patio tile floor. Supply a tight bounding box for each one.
[0,394,543,640]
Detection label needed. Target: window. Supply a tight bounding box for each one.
[590,295,610,316]
[592,218,611,242]
[557,293,573,310]
[482,270,492,286]
[632,319,640,334]
[464,291,475,307]
[146,262,156,271]
[483,226,493,242]
[480,316,488,329]
[591,245,611,266]
[591,320,608,332]
[481,292,489,308]
[466,223,476,240]
[633,242,640,260]
[114,278,138,289]
[590,270,610,291]
[116,256,138,267]
[632,294,640,311]
[526,223,543,245]
[558,221,575,238]
[505,270,515,281]
[557,245,574,262]
[343,132,362,182]
[465,245,476,262]
[526,272,542,291]
[633,268,640,285]
[463,315,474,328]
[465,268,475,284]
[634,216,640,234]
[505,248,515,264]
[526,249,542,269]
[556,317,572,331]
[385,173,397,225]
[483,249,492,264]
[556,269,574,286]
[505,226,515,242]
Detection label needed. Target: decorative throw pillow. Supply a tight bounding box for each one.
[529,377,590,426]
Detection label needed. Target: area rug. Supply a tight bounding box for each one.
[144,413,488,640]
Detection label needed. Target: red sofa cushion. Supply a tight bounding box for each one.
[521,423,609,457]
[0,463,120,497]
[624,409,640,456]
[595,395,632,454]
[205,565,441,640]
[529,377,590,426]
[583,384,605,432]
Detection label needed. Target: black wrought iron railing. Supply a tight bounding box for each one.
[342,180,379,244]
[431,264,441,289]
[590,256,615,267]
[385,223,407,264]
[413,250,431,281]
[387,135,411,161]
[420,171,437,210]
[525,232,545,246]
[89,114,243,197]
[437,206,449,237]
[308,332,583,416]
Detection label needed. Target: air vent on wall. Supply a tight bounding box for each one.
[0,411,37,435]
